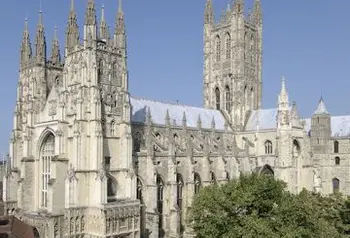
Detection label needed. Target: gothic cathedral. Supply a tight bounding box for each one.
[4,0,350,237]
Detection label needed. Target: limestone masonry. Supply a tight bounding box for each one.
[3,0,348,237]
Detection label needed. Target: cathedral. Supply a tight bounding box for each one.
[3,0,349,237]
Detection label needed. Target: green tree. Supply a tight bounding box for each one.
[189,174,346,238]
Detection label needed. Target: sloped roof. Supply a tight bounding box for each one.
[245,108,279,131]
[130,97,229,131]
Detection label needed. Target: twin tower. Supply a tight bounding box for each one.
[203,0,262,130]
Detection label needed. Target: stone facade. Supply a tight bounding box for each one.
[3,0,349,238]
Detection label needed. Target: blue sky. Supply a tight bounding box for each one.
[1,0,350,154]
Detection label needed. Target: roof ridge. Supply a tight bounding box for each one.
[130,95,218,111]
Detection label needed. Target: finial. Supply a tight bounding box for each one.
[182,111,187,127]
[211,116,216,129]
[24,16,29,31]
[38,8,43,26]
[197,114,202,129]
[71,0,75,11]
[165,109,171,126]
[118,0,123,13]
[101,4,105,21]
[54,25,58,40]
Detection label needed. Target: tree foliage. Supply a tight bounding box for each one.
[189,174,350,238]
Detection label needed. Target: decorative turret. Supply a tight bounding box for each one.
[114,0,126,56]
[20,18,32,68]
[233,0,244,14]
[35,9,46,64]
[66,0,80,54]
[253,0,262,24]
[84,0,97,43]
[50,26,61,65]
[277,77,290,128]
[204,0,214,25]
[311,97,331,154]
[99,5,109,41]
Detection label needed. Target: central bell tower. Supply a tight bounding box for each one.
[203,0,263,130]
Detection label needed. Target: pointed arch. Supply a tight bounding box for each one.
[133,132,142,153]
[335,157,340,165]
[332,178,340,194]
[293,140,301,157]
[176,173,185,234]
[98,59,104,83]
[215,35,221,62]
[334,141,339,153]
[107,175,117,203]
[33,227,40,238]
[215,87,220,110]
[250,35,254,63]
[225,85,231,112]
[110,120,115,136]
[225,32,231,59]
[40,132,55,208]
[250,87,254,109]
[259,164,274,177]
[157,175,165,237]
[210,171,217,185]
[194,173,201,194]
[264,140,273,154]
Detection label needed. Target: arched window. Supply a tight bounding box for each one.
[210,171,217,185]
[332,178,340,194]
[194,173,201,194]
[176,173,184,234]
[334,141,339,153]
[110,121,115,136]
[98,60,104,83]
[107,176,117,203]
[137,178,145,236]
[225,33,231,59]
[215,35,221,62]
[225,86,231,112]
[244,86,248,106]
[41,133,55,208]
[264,140,273,154]
[293,140,301,157]
[215,87,220,110]
[335,157,340,165]
[157,175,164,237]
[133,132,142,153]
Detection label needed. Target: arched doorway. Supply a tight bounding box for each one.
[259,164,274,177]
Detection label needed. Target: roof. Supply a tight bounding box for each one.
[314,98,329,115]
[304,115,350,137]
[245,108,279,131]
[130,97,229,131]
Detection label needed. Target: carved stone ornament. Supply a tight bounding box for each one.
[95,162,106,181]
[49,99,57,116]
[67,163,77,182]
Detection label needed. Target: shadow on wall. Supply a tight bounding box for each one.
[0,216,38,238]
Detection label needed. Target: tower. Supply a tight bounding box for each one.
[5,1,139,237]
[311,98,331,154]
[203,0,263,130]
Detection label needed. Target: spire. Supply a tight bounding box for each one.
[50,26,61,65]
[253,0,262,24]
[278,76,289,109]
[20,17,32,67]
[85,0,97,25]
[114,0,126,55]
[146,107,152,125]
[66,0,80,52]
[35,8,46,64]
[100,5,109,40]
[204,0,214,24]
[314,97,329,115]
